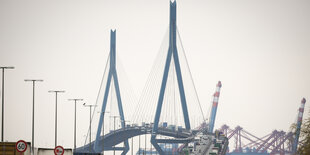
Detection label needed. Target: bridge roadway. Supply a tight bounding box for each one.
[74,126,194,154]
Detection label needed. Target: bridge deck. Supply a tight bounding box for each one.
[75,126,193,153]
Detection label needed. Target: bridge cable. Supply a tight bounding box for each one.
[116,56,138,122]
[131,48,161,123]
[177,28,206,122]
[84,53,110,145]
[131,29,169,124]
[134,54,162,123]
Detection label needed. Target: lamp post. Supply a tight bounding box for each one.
[48,90,65,147]
[119,120,133,155]
[0,66,14,142]
[98,111,109,155]
[139,132,141,155]
[131,136,134,155]
[110,116,120,155]
[120,120,132,155]
[83,103,97,153]
[145,129,147,155]
[24,79,43,154]
[150,141,152,155]
[68,98,83,151]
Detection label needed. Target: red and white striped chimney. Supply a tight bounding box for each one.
[298,98,306,122]
[212,81,222,107]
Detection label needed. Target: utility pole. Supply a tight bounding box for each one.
[68,98,83,151]
[25,79,43,154]
[48,90,65,147]
[84,103,97,153]
[0,66,14,142]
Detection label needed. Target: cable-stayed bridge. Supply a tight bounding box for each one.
[73,1,305,155]
[74,1,226,155]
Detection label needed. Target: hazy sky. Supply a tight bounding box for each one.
[0,0,310,153]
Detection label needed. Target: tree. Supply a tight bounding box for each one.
[297,112,310,155]
[289,107,310,155]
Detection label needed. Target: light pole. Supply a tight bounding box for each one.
[83,103,97,153]
[145,129,147,155]
[131,136,134,155]
[150,142,152,155]
[98,111,109,155]
[0,66,14,142]
[68,99,83,151]
[139,132,141,155]
[120,120,130,131]
[24,79,43,154]
[110,116,120,155]
[120,120,132,155]
[48,90,65,147]
[119,120,133,155]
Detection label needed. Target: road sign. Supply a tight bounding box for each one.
[54,146,64,155]
[15,140,27,152]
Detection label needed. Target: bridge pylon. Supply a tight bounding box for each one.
[93,30,129,154]
[151,1,191,154]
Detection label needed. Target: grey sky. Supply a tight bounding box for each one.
[0,0,309,153]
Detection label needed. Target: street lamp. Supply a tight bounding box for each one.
[120,120,132,155]
[83,103,97,153]
[121,120,130,128]
[0,66,14,142]
[110,115,120,155]
[145,129,147,155]
[98,111,109,155]
[139,129,141,155]
[132,134,134,155]
[68,98,83,151]
[24,79,43,154]
[48,90,65,147]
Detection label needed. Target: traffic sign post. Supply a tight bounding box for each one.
[54,146,64,155]
[16,140,27,153]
